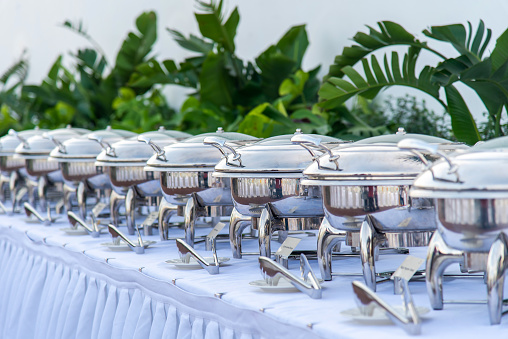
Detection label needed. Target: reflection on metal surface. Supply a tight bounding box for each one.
[165,171,210,189]
[26,159,59,176]
[486,232,508,325]
[328,185,407,212]
[258,254,322,299]
[61,162,97,179]
[436,198,508,252]
[235,178,299,199]
[0,156,24,172]
[176,238,220,275]
[352,280,421,335]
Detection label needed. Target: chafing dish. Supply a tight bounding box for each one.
[213,129,343,259]
[0,127,48,212]
[94,127,191,235]
[298,128,467,291]
[13,126,89,212]
[143,127,257,243]
[48,127,136,218]
[404,136,508,324]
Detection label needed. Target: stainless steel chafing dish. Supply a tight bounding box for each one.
[48,127,137,218]
[143,127,258,243]
[213,129,343,259]
[298,128,467,291]
[0,127,48,212]
[403,136,508,325]
[94,127,191,235]
[13,126,90,212]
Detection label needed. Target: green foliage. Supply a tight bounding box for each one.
[0,51,33,135]
[19,11,165,131]
[132,1,325,136]
[321,20,508,144]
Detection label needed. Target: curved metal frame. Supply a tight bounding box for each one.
[317,217,346,281]
[425,231,465,310]
[486,232,508,325]
[158,199,180,241]
[229,207,252,259]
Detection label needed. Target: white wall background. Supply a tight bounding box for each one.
[1,0,508,119]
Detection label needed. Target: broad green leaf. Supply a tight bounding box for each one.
[444,85,480,144]
[491,28,508,70]
[275,25,309,69]
[167,29,214,54]
[199,52,234,107]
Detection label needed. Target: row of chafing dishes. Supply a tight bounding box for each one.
[2,125,508,325]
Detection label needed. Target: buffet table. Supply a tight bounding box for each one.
[0,213,507,339]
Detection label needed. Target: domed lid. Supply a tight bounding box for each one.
[213,129,343,177]
[95,127,190,166]
[144,127,258,171]
[14,125,90,159]
[49,127,137,161]
[410,150,508,199]
[470,135,508,151]
[0,127,48,155]
[354,128,453,145]
[301,129,467,185]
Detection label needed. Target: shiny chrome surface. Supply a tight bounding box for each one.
[229,207,252,258]
[258,255,322,299]
[323,185,436,232]
[25,158,60,177]
[158,199,183,241]
[67,211,103,238]
[352,280,421,335]
[176,238,220,275]
[486,232,508,325]
[108,166,158,189]
[0,155,25,172]
[231,177,323,218]
[144,128,257,171]
[435,197,508,252]
[107,223,147,254]
[95,128,189,166]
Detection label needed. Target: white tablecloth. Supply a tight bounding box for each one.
[0,213,507,338]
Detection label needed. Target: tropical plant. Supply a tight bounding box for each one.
[319,20,508,144]
[130,0,327,137]
[21,11,169,131]
[0,51,32,135]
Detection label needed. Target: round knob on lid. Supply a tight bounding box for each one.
[216,127,224,133]
[396,127,406,135]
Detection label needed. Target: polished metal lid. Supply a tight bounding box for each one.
[0,127,48,155]
[213,129,343,177]
[144,127,258,172]
[409,138,508,199]
[14,126,90,159]
[410,151,508,199]
[95,127,191,167]
[49,127,137,161]
[470,135,508,151]
[301,128,467,185]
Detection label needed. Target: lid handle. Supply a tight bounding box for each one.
[43,132,67,154]
[138,136,166,161]
[8,129,29,149]
[291,134,341,171]
[88,134,116,157]
[203,136,243,167]
[397,138,460,182]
